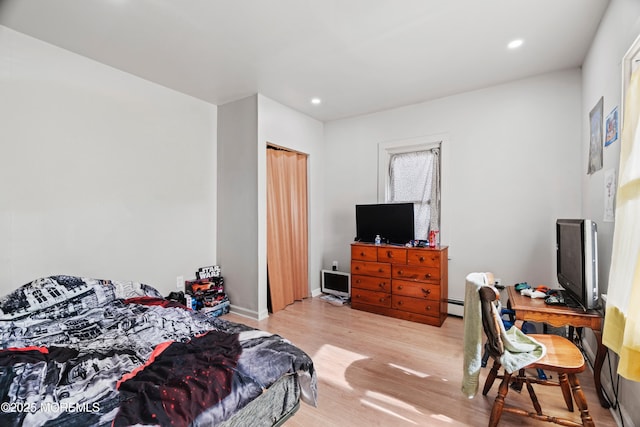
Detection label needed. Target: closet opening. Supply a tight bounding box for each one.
[266,144,309,313]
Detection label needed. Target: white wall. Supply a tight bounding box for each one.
[0,26,218,297]
[217,95,259,317]
[217,95,324,319]
[257,95,325,305]
[581,0,640,424]
[582,0,640,297]
[323,69,583,308]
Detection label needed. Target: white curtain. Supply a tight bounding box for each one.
[602,68,640,382]
[429,148,441,233]
[388,148,440,240]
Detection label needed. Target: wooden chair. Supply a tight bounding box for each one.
[479,285,595,427]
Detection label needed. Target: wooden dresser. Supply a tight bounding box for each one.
[350,243,448,327]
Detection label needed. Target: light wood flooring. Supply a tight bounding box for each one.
[223,296,618,427]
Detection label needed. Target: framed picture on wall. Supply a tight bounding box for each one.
[587,97,603,175]
[605,106,619,147]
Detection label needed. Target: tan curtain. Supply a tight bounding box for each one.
[267,147,309,312]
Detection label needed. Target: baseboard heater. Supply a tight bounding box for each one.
[447,299,464,318]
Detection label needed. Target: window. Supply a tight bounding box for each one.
[378,136,443,241]
[32,289,47,304]
[47,287,62,298]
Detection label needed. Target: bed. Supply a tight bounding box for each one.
[0,275,317,426]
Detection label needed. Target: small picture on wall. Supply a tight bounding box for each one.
[588,97,604,175]
[605,106,619,147]
[604,168,616,222]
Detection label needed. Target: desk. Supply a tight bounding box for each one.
[506,286,608,408]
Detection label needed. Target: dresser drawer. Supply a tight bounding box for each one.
[392,295,440,318]
[377,247,407,264]
[351,261,391,278]
[350,242,448,327]
[392,279,440,301]
[406,249,441,267]
[351,245,378,261]
[352,289,391,308]
[352,275,391,293]
[392,265,440,282]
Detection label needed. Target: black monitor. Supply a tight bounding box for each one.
[556,219,599,310]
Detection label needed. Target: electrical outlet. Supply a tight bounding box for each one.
[332,261,338,271]
[176,276,184,291]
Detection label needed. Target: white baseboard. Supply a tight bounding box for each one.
[228,304,261,320]
[614,407,635,427]
[448,302,464,317]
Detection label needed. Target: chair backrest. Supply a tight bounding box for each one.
[479,285,504,359]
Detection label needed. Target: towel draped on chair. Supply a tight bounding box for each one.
[461,272,546,398]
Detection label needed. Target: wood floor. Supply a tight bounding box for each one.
[223,296,618,427]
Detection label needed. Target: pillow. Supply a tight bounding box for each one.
[0,276,163,320]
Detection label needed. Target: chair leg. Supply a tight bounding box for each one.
[482,360,500,396]
[558,372,574,412]
[568,374,595,427]
[482,343,490,368]
[524,378,542,415]
[489,372,512,427]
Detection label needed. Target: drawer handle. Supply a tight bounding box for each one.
[397,285,403,290]
[360,252,366,256]
[387,251,393,258]
[422,288,431,295]
[398,270,403,275]
[424,273,432,279]
[419,256,425,262]
[397,300,403,306]
[356,279,361,284]
[379,298,385,302]
[378,268,384,273]
[425,306,432,311]
[355,266,360,270]
[378,283,386,288]
[356,294,361,298]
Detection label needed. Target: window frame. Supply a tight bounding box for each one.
[378,134,447,239]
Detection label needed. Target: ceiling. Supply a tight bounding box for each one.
[0,0,610,122]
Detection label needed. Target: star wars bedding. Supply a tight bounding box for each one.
[0,276,317,426]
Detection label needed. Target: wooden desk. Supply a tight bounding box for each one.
[506,286,608,408]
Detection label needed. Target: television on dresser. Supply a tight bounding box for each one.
[556,219,599,310]
[355,203,415,245]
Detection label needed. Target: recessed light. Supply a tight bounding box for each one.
[508,39,524,49]
[311,98,322,105]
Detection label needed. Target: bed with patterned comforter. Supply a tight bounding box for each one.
[0,276,317,426]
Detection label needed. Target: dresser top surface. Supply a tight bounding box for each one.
[351,242,448,250]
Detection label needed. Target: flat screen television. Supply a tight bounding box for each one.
[556,219,599,310]
[355,203,415,245]
[321,270,350,298]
